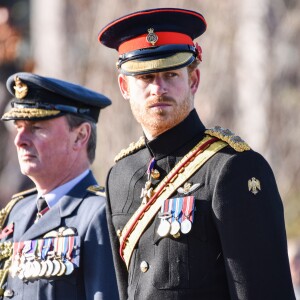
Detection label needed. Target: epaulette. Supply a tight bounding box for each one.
[114,136,146,162]
[205,126,251,152]
[11,187,37,200]
[86,185,106,197]
[0,188,37,231]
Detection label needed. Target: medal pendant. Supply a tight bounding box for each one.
[157,219,171,237]
[45,260,54,277]
[23,261,34,279]
[170,220,181,236]
[31,260,42,278]
[64,260,74,275]
[51,259,61,276]
[57,260,66,276]
[181,219,192,234]
[39,260,48,277]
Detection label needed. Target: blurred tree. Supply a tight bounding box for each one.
[0,3,34,206]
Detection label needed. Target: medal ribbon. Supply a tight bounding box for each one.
[0,223,14,239]
[41,238,52,260]
[172,198,183,222]
[182,196,195,222]
[37,239,44,259]
[147,158,156,178]
[61,237,69,261]
[67,236,74,261]
[22,240,32,255]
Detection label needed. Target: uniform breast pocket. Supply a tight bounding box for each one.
[151,199,218,290]
[152,232,190,290]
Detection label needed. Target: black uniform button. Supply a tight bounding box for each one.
[3,289,14,298]
[140,261,149,273]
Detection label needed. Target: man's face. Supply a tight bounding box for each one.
[13,116,78,183]
[119,67,200,139]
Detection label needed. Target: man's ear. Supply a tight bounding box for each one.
[74,122,91,149]
[118,74,130,100]
[190,68,200,95]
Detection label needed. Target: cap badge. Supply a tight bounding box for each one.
[13,76,28,99]
[248,177,261,195]
[146,28,158,46]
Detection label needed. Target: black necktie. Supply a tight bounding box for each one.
[35,197,49,222]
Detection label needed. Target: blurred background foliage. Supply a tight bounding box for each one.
[0,0,299,238]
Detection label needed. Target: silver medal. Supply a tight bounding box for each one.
[181,219,192,234]
[170,220,181,236]
[157,219,171,237]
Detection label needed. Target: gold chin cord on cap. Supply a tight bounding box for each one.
[120,52,195,74]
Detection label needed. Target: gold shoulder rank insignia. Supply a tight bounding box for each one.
[114,136,146,162]
[205,126,250,152]
[0,188,37,231]
[87,185,106,197]
[11,187,37,200]
[248,177,261,195]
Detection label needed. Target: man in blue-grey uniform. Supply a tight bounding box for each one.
[98,8,295,300]
[0,72,119,299]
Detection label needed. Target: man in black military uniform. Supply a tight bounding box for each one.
[98,8,295,300]
[0,72,119,299]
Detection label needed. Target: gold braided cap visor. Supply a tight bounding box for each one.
[120,52,195,75]
[1,107,61,120]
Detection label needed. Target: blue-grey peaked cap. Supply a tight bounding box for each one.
[2,72,111,123]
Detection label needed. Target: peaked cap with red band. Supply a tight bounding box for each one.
[98,8,207,75]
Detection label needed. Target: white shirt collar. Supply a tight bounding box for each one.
[37,169,90,208]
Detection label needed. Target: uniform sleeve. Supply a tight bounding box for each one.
[83,199,119,300]
[106,170,129,300]
[212,150,295,300]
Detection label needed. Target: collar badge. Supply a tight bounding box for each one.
[248,177,261,195]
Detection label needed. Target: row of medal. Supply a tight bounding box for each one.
[157,196,195,238]
[9,236,80,280]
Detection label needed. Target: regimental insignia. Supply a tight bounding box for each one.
[114,136,146,162]
[205,126,251,152]
[177,182,200,195]
[248,177,261,195]
[146,28,158,46]
[13,76,28,99]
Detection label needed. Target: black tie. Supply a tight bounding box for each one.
[37,197,48,213]
[35,197,49,223]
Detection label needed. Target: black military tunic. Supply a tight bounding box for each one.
[106,109,295,300]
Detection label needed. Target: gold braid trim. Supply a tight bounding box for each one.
[205,126,251,152]
[114,136,146,162]
[2,108,60,120]
[0,187,37,230]
[0,187,36,296]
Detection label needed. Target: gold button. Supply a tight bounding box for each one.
[140,261,149,273]
[116,229,122,238]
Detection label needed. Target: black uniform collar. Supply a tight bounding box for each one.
[146,109,206,160]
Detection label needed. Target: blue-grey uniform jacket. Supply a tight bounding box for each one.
[1,171,119,300]
[106,109,295,300]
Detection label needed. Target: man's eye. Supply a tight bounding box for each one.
[166,72,178,78]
